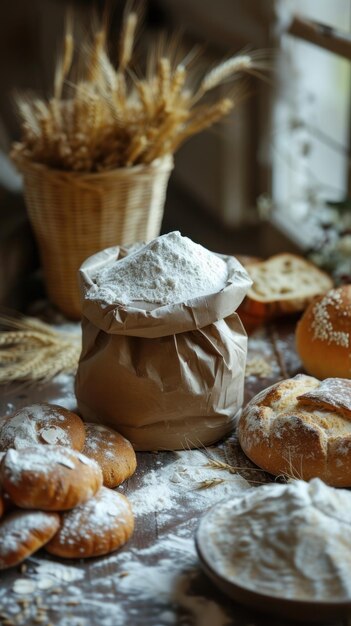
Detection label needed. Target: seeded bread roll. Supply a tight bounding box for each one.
[0,510,60,570]
[0,403,86,452]
[238,374,351,486]
[46,487,134,558]
[82,423,137,488]
[1,446,103,511]
[296,285,351,379]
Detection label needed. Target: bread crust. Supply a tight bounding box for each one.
[1,446,103,511]
[82,423,137,488]
[0,403,86,452]
[0,510,60,570]
[238,374,351,486]
[45,487,134,558]
[296,286,351,379]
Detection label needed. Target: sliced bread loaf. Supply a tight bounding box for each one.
[238,253,333,327]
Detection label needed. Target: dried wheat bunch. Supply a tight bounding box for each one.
[0,313,81,384]
[11,9,271,173]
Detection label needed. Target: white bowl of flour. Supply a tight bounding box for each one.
[196,478,351,621]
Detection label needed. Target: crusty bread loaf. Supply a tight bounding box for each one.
[238,374,351,486]
[238,253,333,328]
[1,446,103,511]
[82,423,137,488]
[45,487,134,558]
[296,285,351,379]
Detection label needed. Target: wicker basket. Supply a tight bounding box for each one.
[19,155,173,319]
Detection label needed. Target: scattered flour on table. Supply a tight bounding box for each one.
[129,449,250,523]
[0,447,250,625]
[32,560,85,584]
[245,328,280,380]
[88,231,228,306]
[199,478,351,602]
[47,372,78,411]
[0,373,78,419]
[273,334,302,375]
[89,532,232,626]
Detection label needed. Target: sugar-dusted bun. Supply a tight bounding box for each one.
[0,510,60,570]
[45,486,134,558]
[238,374,351,486]
[296,286,351,379]
[0,403,86,452]
[82,423,137,488]
[1,446,103,511]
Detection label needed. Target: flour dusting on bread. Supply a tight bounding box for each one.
[238,374,351,485]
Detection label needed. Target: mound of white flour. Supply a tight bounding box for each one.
[89,231,228,306]
[199,478,351,602]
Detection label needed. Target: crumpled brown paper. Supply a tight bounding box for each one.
[75,245,252,450]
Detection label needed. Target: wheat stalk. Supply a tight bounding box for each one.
[12,10,268,173]
[0,313,81,383]
[125,134,147,166]
[87,30,108,84]
[54,26,74,99]
[168,99,233,154]
[206,458,268,473]
[168,64,186,103]
[200,54,252,94]
[195,478,226,490]
[119,11,138,71]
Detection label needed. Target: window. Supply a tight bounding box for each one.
[272,0,351,248]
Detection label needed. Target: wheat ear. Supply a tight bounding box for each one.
[119,11,138,71]
[168,64,186,103]
[125,135,147,166]
[54,12,74,100]
[200,54,252,94]
[0,312,81,383]
[169,98,233,152]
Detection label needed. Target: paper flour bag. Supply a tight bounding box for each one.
[75,232,252,450]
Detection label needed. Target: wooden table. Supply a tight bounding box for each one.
[0,319,347,626]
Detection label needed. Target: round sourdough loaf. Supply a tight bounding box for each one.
[296,285,351,379]
[82,423,137,488]
[1,446,103,511]
[0,510,60,570]
[0,403,86,452]
[45,487,134,558]
[238,374,351,486]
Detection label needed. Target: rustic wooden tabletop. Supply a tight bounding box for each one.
[0,318,348,626]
